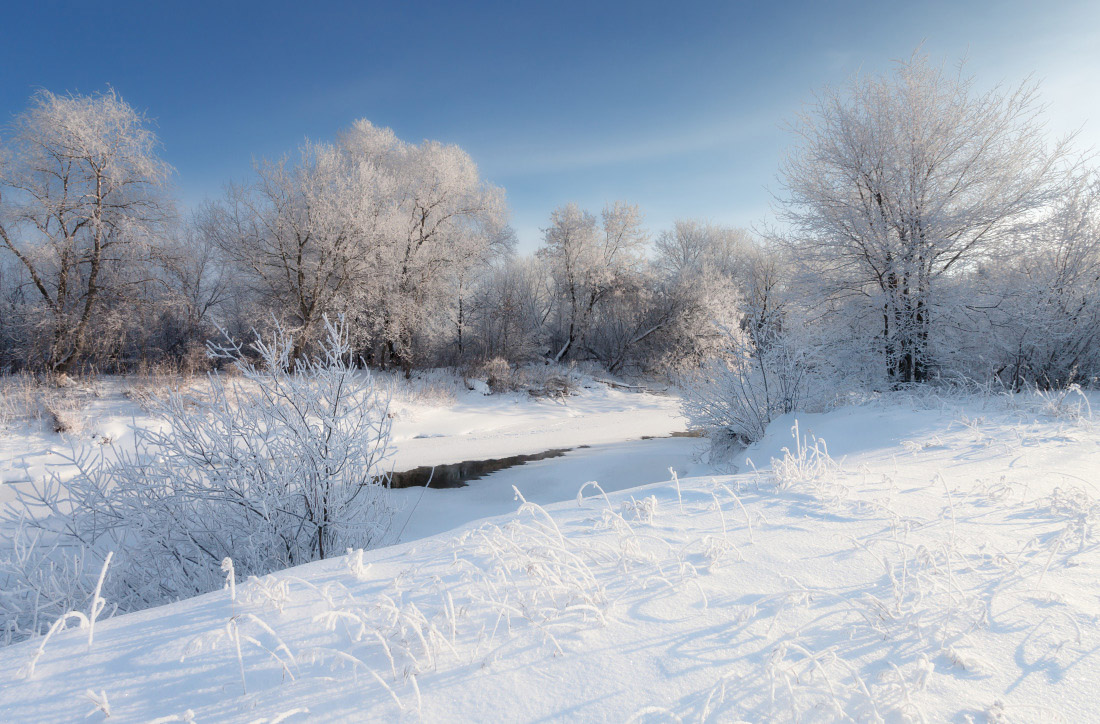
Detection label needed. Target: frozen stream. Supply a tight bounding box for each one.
[389,435,716,543]
[1,380,698,545]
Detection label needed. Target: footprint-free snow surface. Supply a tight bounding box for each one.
[3,395,1100,722]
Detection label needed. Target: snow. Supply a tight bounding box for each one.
[1,376,688,509]
[391,436,708,542]
[386,381,687,470]
[0,379,164,506]
[3,391,1100,721]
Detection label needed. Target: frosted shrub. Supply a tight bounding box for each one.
[375,368,459,408]
[681,324,808,444]
[1035,384,1093,423]
[0,372,90,433]
[0,317,393,642]
[468,356,514,393]
[517,362,584,398]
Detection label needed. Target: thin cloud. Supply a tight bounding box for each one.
[484,112,775,178]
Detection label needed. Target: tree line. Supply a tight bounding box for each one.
[2,53,1098,404]
[0,90,764,377]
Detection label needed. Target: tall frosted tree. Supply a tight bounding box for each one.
[975,171,1100,388]
[539,202,647,362]
[777,53,1073,385]
[199,139,384,358]
[342,122,509,372]
[0,90,172,371]
[204,120,508,369]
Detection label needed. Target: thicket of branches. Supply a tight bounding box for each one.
[1,318,393,642]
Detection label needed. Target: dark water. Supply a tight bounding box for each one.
[641,430,704,439]
[388,448,577,489]
[387,430,702,489]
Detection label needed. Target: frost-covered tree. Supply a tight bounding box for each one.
[671,227,808,444]
[653,220,751,280]
[342,121,509,372]
[0,90,173,371]
[539,202,647,362]
[442,224,519,364]
[467,255,552,363]
[151,219,234,366]
[970,171,1100,388]
[200,140,384,358]
[777,52,1074,386]
[207,121,509,370]
[651,221,752,367]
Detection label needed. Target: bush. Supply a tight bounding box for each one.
[1,317,394,644]
[479,357,515,393]
[681,324,808,445]
[0,371,93,434]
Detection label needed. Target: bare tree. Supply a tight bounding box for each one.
[651,221,756,368]
[777,52,1074,385]
[201,140,381,358]
[539,202,647,362]
[154,219,233,365]
[0,90,172,372]
[467,255,552,363]
[654,220,751,279]
[347,123,509,372]
[974,170,1100,388]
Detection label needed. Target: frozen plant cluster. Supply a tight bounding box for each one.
[0,318,393,643]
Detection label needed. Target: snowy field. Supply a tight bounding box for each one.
[2,389,1098,722]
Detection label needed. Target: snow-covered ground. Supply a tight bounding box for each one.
[2,391,1098,721]
[1,376,703,567]
[1,375,688,509]
[387,381,688,470]
[391,436,709,542]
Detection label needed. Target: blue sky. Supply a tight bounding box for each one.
[3,1,1098,250]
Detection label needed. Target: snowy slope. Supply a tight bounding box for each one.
[2,395,1099,722]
